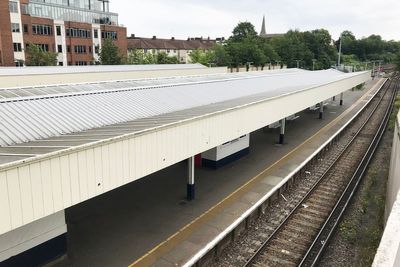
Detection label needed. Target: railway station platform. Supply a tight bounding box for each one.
[52,78,385,267]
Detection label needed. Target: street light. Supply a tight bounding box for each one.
[295,59,301,69]
[312,59,317,71]
[337,33,342,68]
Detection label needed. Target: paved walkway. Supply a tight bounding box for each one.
[55,78,384,267]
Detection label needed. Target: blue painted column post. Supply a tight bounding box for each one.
[340,93,344,106]
[279,118,286,144]
[187,156,195,201]
[319,101,324,119]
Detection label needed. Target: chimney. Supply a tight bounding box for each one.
[152,35,156,39]
[130,34,135,38]
[171,37,175,40]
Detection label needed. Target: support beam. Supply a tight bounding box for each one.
[319,102,324,119]
[279,118,286,144]
[187,156,195,201]
[340,92,344,106]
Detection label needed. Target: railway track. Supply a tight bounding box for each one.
[242,75,399,267]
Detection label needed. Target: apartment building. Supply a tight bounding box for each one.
[0,0,127,66]
[127,35,225,64]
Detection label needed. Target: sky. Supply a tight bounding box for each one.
[111,0,400,41]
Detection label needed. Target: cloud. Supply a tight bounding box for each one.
[112,0,400,41]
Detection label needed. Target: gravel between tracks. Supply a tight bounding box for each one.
[318,95,398,267]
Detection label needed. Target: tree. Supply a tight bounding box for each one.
[231,22,258,42]
[189,49,215,66]
[395,53,400,71]
[25,44,57,66]
[100,38,123,65]
[127,49,158,64]
[213,44,232,66]
[156,52,179,64]
[271,30,314,68]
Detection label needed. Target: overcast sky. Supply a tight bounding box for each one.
[111,0,400,41]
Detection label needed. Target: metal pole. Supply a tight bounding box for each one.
[372,61,376,79]
[337,35,342,67]
[340,93,344,106]
[279,118,286,145]
[187,156,195,201]
[319,102,324,119]
[378,61,381,77]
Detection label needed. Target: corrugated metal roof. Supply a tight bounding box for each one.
[0,64,207,76]
[0,68,302,100]
[0,69,362,150]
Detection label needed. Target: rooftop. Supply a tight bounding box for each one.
[0,68,366,168]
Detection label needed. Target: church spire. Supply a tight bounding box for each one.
[260,15,267,37]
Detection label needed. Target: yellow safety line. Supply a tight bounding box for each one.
[129,79,384,267]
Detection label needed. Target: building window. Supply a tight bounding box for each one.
[23,24,29,33]
[67,45,71,53]
[57,45,63,53]
[101,31,117,40]
[9,1,18,13]
[89,46,92,53]
[58,62,64,66]
[94,45,99,54]
[15,61,23,67]
[13,43,22,52]
[21,4,29,14]
[41,44,49,52]
[56,26,61,36]
[167,49,170,53]
[74,45,87,54]
[11,23,20,33]
[75,61,87,66]
[32,24,53,36]
[66,28,91,38]
[94,29,98,39]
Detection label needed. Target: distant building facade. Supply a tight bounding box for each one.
[127,35,225,64]
[0,0,127,67]
[259,15,284,39]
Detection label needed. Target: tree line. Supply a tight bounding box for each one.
[189,22,400,71]
[22,22,400,70]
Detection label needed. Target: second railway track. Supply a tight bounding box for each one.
[242,75,399,267]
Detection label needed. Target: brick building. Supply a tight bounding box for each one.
[127,35,225,64]
[0,0,127,66]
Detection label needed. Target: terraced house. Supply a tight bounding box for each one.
[127,35,225,64]
[0,0,127,66]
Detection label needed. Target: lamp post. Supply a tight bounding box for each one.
[295,60,301,69]
[312,59,317,71]
[337,33,342,69]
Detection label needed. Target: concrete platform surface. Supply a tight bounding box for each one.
[54,78,384,267]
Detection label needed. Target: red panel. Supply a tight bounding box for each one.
[195,154,202,167]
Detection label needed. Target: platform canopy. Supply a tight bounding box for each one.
[0,68,370,235]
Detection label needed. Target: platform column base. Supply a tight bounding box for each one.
[187,184,195,201]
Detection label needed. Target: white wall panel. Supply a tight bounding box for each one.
[18,166,33,224]
[0,172,10,234]
[0,72,370,235]
[68,154,80,205]
[30,163,44,220]
[86,149,96,199]
[40,161,54,216]
[59,156,72,208]
[77,151,89,201]
[50,158,63,212]
[6,169,23,229]
[93,147,104,195]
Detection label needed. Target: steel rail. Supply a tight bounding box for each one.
[299,75,399,266]
[243,76,395,267]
